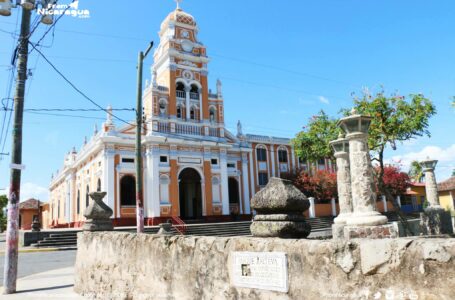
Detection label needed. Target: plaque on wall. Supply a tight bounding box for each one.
[230,251,288,293]
[178,157,201,164]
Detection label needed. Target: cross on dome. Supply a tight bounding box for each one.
[175,0,183,10]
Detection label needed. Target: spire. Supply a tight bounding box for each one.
[216,79,222,98]
[237,120,243,137]
[105,105,113,126]
[93,124,98,136]
[84,136,87,145]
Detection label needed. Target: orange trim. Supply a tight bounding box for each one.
[204,160,213,215]
[201,75,209,120]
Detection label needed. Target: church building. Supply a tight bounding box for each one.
[48,5,303,227]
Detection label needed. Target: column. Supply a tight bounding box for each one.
[346,132,387,226]
[382,195,388,212]
[330,137,353,225]
[198,87,203,122]
[331,198,337,216]
[146,145,160,218]
[103,147,116,214]
[421,160,441,208]
[249,152,255,197]
[241,153,251,214]
[185,85,191,121]
[220,149,229,215]
[270,145,276,177]
[308,197,315,218]
[65,177,71,224]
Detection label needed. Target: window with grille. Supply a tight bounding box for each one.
[258,172,268,186]
[278,149,288,163]
[256,147,267,162]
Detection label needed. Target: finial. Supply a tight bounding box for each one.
[237,120,243,137]
[175,0,182,10]
[106,104,113,125]
[94,124,98,135]
[84,136,87,145]
[72,146,77,153]
[216,79,222,97]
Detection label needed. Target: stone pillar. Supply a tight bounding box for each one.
[241,153,251,214]
[220,149,230,215]
[250,177,311,238]
[329,135,353,239]
[419,158,453,235]
[308,197,315,218]
[338,112,395,239]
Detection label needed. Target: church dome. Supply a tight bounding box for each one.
[165,8,196,26]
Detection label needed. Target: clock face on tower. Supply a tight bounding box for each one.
[181,39,193,52]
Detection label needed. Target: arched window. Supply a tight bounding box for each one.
[209,107,216,122]
[190,107,195,120]
[120,175,136,206]
[97,178,101,192]
[159,99,167,116]
[177,105,182,119]
[256,146,267,162]
[77,190,80,214]
[190,84,199,100]
[278,148,288,163]
[85,185,90,207]
[176,82,185,99]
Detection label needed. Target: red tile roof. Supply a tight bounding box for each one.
[438,177,455,192]
[19,198,40,210]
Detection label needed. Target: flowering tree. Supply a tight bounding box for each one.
[379,165,411,196]
[285,170,337,202]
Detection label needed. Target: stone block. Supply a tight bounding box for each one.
[250,177,311,238]
[420,207,454,235]
[332,223,345,240]
[344,224,398,240]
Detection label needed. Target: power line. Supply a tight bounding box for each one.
[25,111,106,120]
[1,107,135,112]
[28,42,134,126]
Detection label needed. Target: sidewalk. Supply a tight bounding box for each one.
[0,267,86,299]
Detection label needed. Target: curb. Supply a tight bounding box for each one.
[0,247,77,254]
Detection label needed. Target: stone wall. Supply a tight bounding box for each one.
[74,232,455,300]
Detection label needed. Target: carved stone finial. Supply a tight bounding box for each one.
[93,124,98,136]
[236,120,243,137]
[175,0,182,10]
[250,177,311,238]
[216,79,222,97]
[83,192,113,231]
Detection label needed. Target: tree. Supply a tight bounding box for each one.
[380,165,411,196]
[292,110,340,164]
[285,170,337,202]
[0,195,7,232]
[408,160,424,183]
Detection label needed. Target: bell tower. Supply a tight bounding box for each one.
[144,2,225,138]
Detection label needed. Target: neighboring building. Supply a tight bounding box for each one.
[48,6,302,228]
[438,176,455,211]
[18,199,40,230]
[400,182,426,213]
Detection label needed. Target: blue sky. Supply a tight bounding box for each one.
[0,0,454,201]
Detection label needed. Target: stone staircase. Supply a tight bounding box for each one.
[30,213,418,248]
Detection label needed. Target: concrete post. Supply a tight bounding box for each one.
[421,159,441,208]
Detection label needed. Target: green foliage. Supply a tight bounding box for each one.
[342,92,436,156]
[408,160,424,183]
[291,110,340,162]
[0,194,7,232]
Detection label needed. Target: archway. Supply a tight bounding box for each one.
[228,177,240,214]
[179,168,202,219]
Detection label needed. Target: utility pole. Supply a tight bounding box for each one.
[3,7,31,294]
[135,42,153,233]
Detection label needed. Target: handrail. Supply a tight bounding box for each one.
[170,216,187,235]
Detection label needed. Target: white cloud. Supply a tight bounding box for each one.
[387,144,455,180]
[318,96,330,105]
[0,182,48,202]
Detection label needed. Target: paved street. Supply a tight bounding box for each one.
[0,250,77,285]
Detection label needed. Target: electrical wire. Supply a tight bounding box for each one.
[28,42,135,126]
